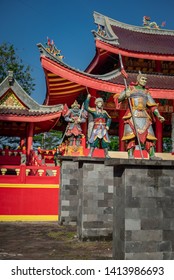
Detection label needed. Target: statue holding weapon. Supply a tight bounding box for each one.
[118,55,165,159]
[84,94,111,158]
[63,100,87,146]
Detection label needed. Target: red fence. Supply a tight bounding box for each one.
[0,165,60,221]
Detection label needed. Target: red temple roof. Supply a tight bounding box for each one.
[37,43,121,106]
[110,72,174,90]
[37,43,174,103]
[37,12,174,109]
[92,12,174,56]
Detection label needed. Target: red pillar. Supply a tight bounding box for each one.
[119,110,125,151]
[155,60,161,73]
[88,87,97,107]
[81,121,87,148]
[26,122,34,161]
[155,118,163,152]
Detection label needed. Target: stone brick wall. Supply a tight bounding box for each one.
[77,159,114,239]
[60,156,174,259]
[107,159,174,260]
[59,158,79,225]
[59,157,114,238]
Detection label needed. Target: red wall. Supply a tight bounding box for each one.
[0,187,59,215]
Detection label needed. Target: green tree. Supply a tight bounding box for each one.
[33,130,63,150]
[109,135,119,151]
[0,42,35,95]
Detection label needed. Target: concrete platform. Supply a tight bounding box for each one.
[108,151,174,160]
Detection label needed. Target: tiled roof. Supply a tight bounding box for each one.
[111,25,174,55]
[37,44,174,100]
[0,72,63,116]
[93,12,174,55]
[110,72,174,90]
[0,107,62,116]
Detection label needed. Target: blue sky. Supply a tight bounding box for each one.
[1,0,174,104]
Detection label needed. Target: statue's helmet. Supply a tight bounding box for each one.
[95,97,104,105]
[137,73,147,82]
[71,100,80,108]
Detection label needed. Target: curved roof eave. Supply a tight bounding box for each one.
[95,39,174,62]
[38,43,122,93]
[37,43,174,99]
[0,110,62,122]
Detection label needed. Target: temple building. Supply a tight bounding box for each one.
[37,11,174,153]
[0,12,174,221]
[0,71,62,221]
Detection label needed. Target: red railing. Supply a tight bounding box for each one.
[0,165,60,184]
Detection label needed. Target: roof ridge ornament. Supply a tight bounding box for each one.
[143,16,166,29]
[45,37,64,60]
[8,71,14,86]
[92,14,119,46]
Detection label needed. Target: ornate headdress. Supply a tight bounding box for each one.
[71,100,80,108]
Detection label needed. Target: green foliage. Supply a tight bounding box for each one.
[0,136,20,149]
[0,42,35,95]
[163,137,172,152]
[109,136,119,151]
[33,130,63,149]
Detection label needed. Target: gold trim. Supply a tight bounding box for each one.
[0,184,59,189]
[49,84,82,90]
[48,77,71,85]
[123,113,132,119]
[0,215,58,221]
[122,133,135,141]
[50,87,85,95]
[147,135,157,140]
[47,73,64,79]
[147,102,158,107]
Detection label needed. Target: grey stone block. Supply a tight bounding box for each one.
[131,230,163,241]
[125,219,141,230]
[125,252,163,260]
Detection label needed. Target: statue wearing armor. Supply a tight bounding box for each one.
[118,74,165,159]
[64,100,87,146]
[84,94,111,158]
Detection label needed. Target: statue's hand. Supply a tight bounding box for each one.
[87,93,91,99]
[158,115,165,123]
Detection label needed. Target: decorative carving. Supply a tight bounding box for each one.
[143,16,166,29]
[38,169,44,176]
[1,168,7,175]
[0,90,25,108]
[45,37,64,59]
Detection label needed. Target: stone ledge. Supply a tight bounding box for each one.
[105,158,174,167]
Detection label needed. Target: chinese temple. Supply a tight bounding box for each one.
[0,12,174,221]
[37,11,174,153]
